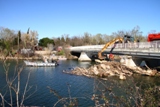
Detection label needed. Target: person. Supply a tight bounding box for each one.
[43,57,48,63]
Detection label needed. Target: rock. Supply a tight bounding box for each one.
[106,65,110,69]
[156,72,160,76]
[143,69,157,76]
[114,69,120,75]
[100,64,106,70]
[119,74,126,80]
[108,70,116,76]
[93,66,99,75]
[95,59,102,63]
[120,58,125,64]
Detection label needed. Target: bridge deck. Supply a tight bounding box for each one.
[69,41,160,59]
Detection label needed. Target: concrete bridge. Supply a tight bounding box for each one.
[69,41,160,68]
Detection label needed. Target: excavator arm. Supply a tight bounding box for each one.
[98,38,123,59]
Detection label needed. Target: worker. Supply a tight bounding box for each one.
[43,57,48,63]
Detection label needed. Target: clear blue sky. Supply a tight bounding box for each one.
[0,0,160,39]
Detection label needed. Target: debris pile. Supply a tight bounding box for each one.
[63,61,159,80]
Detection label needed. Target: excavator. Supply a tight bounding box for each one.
[98,37,123,60]
[98,35,135,60]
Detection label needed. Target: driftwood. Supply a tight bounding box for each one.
[63,61,158,80]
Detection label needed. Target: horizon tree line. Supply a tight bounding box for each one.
[53,26,148,47]
[0,26,151,54]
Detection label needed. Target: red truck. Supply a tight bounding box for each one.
[148,33,160,42]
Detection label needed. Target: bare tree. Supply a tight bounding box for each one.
[0,27,37,106]
[94,33,106,44]
[83,32,92,45]
[30,30,39,47]
[21,29,38,49]
[0,59,37,107]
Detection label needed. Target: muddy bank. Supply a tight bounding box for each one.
[0,56,42,60]
[63,61,160,80]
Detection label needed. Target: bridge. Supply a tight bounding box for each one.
[69,41,160,68]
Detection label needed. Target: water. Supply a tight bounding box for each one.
[0,60,160,107]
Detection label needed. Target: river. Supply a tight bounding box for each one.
[0,59,160,107]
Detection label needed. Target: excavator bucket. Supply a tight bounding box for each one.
[98,52,107,60]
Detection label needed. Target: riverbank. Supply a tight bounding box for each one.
[0,56,41,60]
[0,55,70,60]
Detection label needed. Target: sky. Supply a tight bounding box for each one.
[0,0,160,39]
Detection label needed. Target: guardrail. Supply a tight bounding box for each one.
[69,41,160,53]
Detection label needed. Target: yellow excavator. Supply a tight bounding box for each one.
[98,37,123,60]
[98,35,137,60]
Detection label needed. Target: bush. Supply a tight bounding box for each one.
[56,50,65,56]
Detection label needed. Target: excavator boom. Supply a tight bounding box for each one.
[98,38,123,59]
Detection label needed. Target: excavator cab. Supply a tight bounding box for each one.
[124,35,135,43]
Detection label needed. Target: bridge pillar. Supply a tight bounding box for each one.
[120,56,137,67]
[78,52,91,61]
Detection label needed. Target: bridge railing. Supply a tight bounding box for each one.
[116,41,160,50]
[69,41,160,52]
